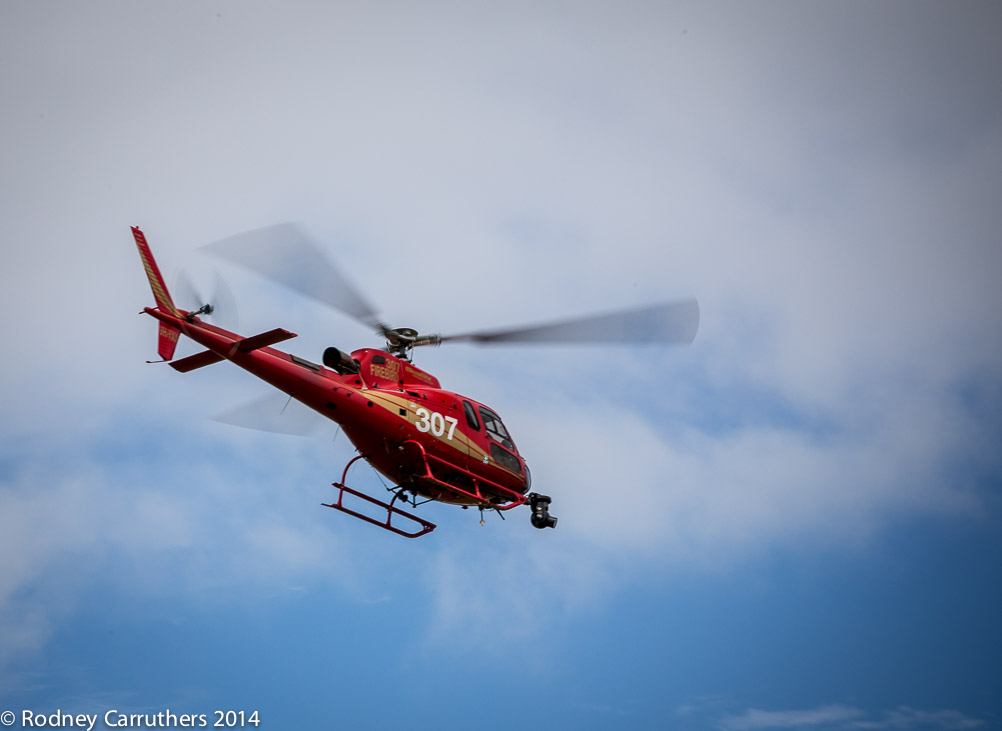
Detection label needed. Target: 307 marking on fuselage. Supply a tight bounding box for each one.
[414,407,458,440]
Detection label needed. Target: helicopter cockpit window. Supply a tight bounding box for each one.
[463,400,480,431]
[490,443,521,473]
[478,406,513,451]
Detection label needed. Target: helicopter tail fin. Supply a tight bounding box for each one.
[154,322,182,361]
[132,226,182,360]
[132,226,179,316]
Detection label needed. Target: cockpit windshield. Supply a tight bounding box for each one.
[478,406,514,451]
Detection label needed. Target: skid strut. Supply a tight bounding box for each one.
[323,455,436,538]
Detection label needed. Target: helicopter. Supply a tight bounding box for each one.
[132,224,699,537]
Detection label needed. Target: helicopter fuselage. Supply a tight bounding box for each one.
[143,306,531,508]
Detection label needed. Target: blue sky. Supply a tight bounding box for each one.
[2,1,1001,729]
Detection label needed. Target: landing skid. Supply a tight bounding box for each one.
[322,445,549,537]
[323,481,436,538]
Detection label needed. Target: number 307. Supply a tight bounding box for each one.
[415,407,458,439]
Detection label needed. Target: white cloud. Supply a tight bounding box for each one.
[716,704,986,731]
[853,707,986,730]
[0,426,360,668]
[719,704,864,730]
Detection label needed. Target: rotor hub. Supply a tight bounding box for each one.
[383,327,419,358]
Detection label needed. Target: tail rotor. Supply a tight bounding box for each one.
[175,269,239,331]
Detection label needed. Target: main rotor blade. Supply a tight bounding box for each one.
[439,299,700,345]
[213,391,322,437]
[201,223,382,329]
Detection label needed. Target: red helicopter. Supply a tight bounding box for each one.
[133,224,699,537]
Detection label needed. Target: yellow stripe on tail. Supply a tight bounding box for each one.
[132,227,179,316]
[133,226,182,360]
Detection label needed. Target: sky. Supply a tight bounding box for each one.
[1,1,1001,729]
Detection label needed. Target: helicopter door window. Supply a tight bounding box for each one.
[478,406,513,451]
[463,400,480,431]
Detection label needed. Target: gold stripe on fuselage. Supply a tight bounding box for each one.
[361,388,487,461]
[360,389,523,478]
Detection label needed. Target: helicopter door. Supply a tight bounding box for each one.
[458,399,483,466]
